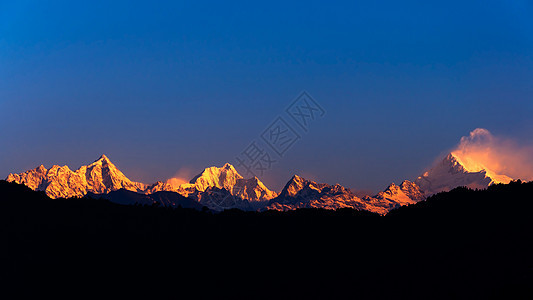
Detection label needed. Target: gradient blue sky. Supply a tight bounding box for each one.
[1,0,533,192]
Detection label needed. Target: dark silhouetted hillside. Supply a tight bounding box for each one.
[1,180,532,298]
[87,188,205,209]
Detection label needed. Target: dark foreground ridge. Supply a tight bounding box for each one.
[1,180,532,298]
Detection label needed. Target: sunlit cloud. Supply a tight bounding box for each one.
[451,128,533,181]
[165,167,195,187]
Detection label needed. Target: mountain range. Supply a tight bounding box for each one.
[5,151,515,214]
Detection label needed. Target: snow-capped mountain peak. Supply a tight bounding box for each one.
[144,163,276,203]
[415,152,513,195]
[399,180,426,202]
[232,176,277,202]
[268,175,424,214]
[373,180,425,206]
[95,154,111,163]
[6,154,145,198]
[449,152,513,184]
[279,174,309,198]
[189,163,243,192]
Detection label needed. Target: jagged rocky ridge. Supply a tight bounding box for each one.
[266,175,425,215]
[6,151,515,213]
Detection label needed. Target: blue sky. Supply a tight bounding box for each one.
[1,0,533,192]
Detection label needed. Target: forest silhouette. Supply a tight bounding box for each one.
[1,180,532,298]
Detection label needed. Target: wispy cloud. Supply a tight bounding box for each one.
[451,128,533,181]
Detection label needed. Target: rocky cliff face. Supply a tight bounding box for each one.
[6,155,145,199]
